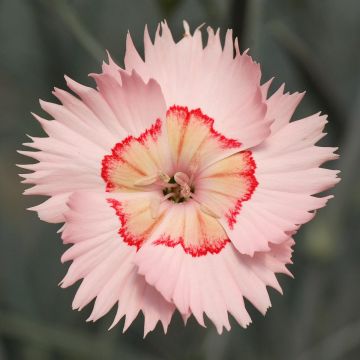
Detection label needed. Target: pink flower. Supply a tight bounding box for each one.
[19,21,339,336]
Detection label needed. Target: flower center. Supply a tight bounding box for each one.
[163,172,195,203]
[101,105,258,256]
[133,170,195,203]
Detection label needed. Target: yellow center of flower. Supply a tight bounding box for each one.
[101,105,258,256]
[162,172,194,203]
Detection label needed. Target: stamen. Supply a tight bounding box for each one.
[134,174,158,186]
[174,172,190,186]
[134,171,170,187]
[174,172,192,200]
[158,171,170,184]
[180,184,191,199]
[163,192,176,201]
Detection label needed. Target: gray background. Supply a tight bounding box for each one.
[1,0,359,359]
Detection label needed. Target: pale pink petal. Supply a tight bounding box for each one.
[124,31,150,81]
[19,70,168,223]
[122,22,271,149]
[261,81,305,133]
[165,106,242,173]
[101,117,171,193]
[64,76,128,139]
[135,210,294,333]
[19,112,104,200]
[61,191,175,336]
[18,86,116,222]
[223,111,339,255]
[101,51,123,84]
[195,150,257,228]
[27,193,70,223]
[19,20,340,335]
[92,70,167,137]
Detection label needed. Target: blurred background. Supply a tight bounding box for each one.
[1,0,359,359]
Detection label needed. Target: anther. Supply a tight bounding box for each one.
[158,171,170,184]
[174,172,190,186]
[180,184,191,199]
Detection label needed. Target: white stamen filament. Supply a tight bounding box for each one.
[134,171,170,187]
[158,171,170,184]
[134,173,158,186]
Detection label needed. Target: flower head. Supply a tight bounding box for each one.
[19,21,339,335]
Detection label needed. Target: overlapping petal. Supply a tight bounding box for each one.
[85,188,294,333]
[61,191,175,336]
[222,86,340,255]
[19,71,167,222]
[135,230,294,333]
[92,70,167,137]
[123,21,272,150]
[19,20,339,336]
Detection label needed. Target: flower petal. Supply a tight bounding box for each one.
[61,191,175,336]
[63,76,128,140]
[222,112,340,255]
[101,118,169,192]
[19,116,106,221]
[261,81,305,133]
[195,150,257,229]
[135,229,294,333]
[165,106,241,172]
[91,70,167,137]
[20,69,168,223]
[27,193,70,223]
[121,22,272,149]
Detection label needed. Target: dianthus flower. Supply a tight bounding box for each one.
[19,21,339,335]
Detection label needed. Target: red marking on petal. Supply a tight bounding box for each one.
[109,197,230,257]
[107,198,144,250]
[153,235,230,257]
[167,105,241,149]
[101,119,162,192]
[225,150,258,229]
[102,106,257,257]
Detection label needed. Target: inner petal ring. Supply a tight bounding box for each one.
[101,105,258,256]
